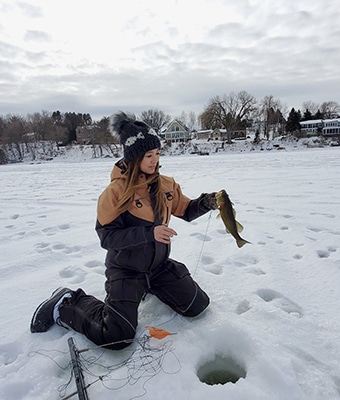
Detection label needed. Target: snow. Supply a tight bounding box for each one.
[1,143,340,400]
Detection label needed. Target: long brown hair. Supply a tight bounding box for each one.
[115,155,166,220]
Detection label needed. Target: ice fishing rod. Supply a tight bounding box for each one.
[64,337,90,400]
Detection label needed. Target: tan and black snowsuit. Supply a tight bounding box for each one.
[59,160,211,349]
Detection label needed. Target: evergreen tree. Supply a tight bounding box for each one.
[286,108,301,133]
[314,110,323,120]
[302,109,312,121]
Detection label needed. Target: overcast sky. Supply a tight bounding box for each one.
[1,0,339,120]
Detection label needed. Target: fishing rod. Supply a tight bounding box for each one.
[64,337,90,400]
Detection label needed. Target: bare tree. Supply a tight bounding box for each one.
[177,111,198,132]
[2,114,28,160]
[27,111,50,140]
[257,95,286,139]
[320,101,340,119]
[301,101,320,117]
[45,123,68,150]
[91,117,119,158]
[200,91,257,144]
[139,109,171,133]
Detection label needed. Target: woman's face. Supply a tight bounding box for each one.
[139,148,160,175]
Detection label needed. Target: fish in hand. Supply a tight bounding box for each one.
[215,189,251,248]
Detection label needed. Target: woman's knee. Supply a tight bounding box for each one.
[101,306,137,349]
[181,287,210,317]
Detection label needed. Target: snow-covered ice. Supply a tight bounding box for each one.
[0,145,340,400]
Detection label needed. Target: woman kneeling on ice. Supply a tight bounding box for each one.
[30,111,217,350]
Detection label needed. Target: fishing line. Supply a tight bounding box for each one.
[28,332,181,400]
[74,334,181,398]
[192,210,212,278]
[28,348,70,370]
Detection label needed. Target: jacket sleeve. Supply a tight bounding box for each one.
[180,193,216,222]
[95,214,155,251]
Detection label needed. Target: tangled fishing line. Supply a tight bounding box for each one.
[29,331,181,400]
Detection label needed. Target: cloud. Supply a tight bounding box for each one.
[16,1,43,18]
[24,30,51,42]
[0,40,21,58]
[0,0,339,120]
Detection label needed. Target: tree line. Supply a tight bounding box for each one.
[0,91,339,163]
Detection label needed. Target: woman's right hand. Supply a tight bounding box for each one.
[154,225,177,244]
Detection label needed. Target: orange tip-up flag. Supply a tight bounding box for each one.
[146,326,176,340]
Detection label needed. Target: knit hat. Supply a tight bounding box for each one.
[109,111,161,163]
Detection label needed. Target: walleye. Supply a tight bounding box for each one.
[215,189,250,248]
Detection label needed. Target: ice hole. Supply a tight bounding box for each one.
[197,355,246,385]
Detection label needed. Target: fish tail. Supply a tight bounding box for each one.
[236,238,251,248]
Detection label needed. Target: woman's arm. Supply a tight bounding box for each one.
[180,192,217,222]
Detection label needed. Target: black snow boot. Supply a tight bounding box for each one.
[30,287,72,333]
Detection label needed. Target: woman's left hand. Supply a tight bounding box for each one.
[154,225,177,244]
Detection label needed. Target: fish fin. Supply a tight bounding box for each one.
[235,220,244,233]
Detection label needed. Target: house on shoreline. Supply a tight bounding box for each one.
[300,118,340,138]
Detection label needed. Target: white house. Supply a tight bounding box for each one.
[162,120,190,143]
[322,119,340,136]
[300,118,340,137]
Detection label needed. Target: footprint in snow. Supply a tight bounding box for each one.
[51,243,81,254]
[34,242,51,253]
[317,245,338,258]
[52,243,65,250]
[59,265,87,284]
[307,226,323,233]
[42,226,57,236]
[84,260,105,268]
[317,250,330,258]
[12,231,26,239]
[293,254,303,260]
[58,224,70,230]
[236,299,251,315]
[27,220,37,227]
[257,288,303,317]
[42,224,71,235]
[204,264,223,275]
[84,260,105,275]
[247,268,266,275]
[200,255,223,275]
[310,212,335,219]
[63,245,81,254]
